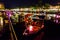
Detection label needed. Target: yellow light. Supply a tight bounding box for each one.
[0,17,3,26]
[0,3,4,9]
[0,4,2,8]
[20,8,24,11]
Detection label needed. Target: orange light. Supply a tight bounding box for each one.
[0,3,4,9]
[0,4,2,8]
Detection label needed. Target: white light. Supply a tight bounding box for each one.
[48,17,51,19]
[20,8,24,11]
[13,12,16,13]
[24,8,28,11]
[53,14,56,17]
[29,25,33,31]
[12,8,19,11]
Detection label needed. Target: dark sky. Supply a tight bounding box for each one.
[0,0,60,8]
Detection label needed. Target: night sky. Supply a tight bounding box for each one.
[0,0,60,8]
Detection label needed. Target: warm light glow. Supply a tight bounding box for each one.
[50,5,60,9]
[0,3,4,9]
[29,25,33,31]
[12,8,19,11]
[36,9,40,11]
[24,8,28,11]
[0,4,2,8]
[0,17,3,26]
[20,8,24,11]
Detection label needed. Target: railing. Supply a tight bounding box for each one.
[9,20,18,40]
[7,13,18,40]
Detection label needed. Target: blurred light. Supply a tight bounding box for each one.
[36,9,40,11]
[41,25,44,28]
[0,17,3,26]
[0,3,4,9]
[24,8,28,11]
[32,9,36,11]
[56,20,58,23]
[47,14,56,17]
[50,6,60,9]
[9,14,11,17]
[53,14,56,17]
[48,17,51,19]
[0,4,2,8]
[12,8,19,11]
[56,15,60,18]
[13,11,16,13]
[54,20,55,22]
[29,25,33,31]
[20,8,24,11]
